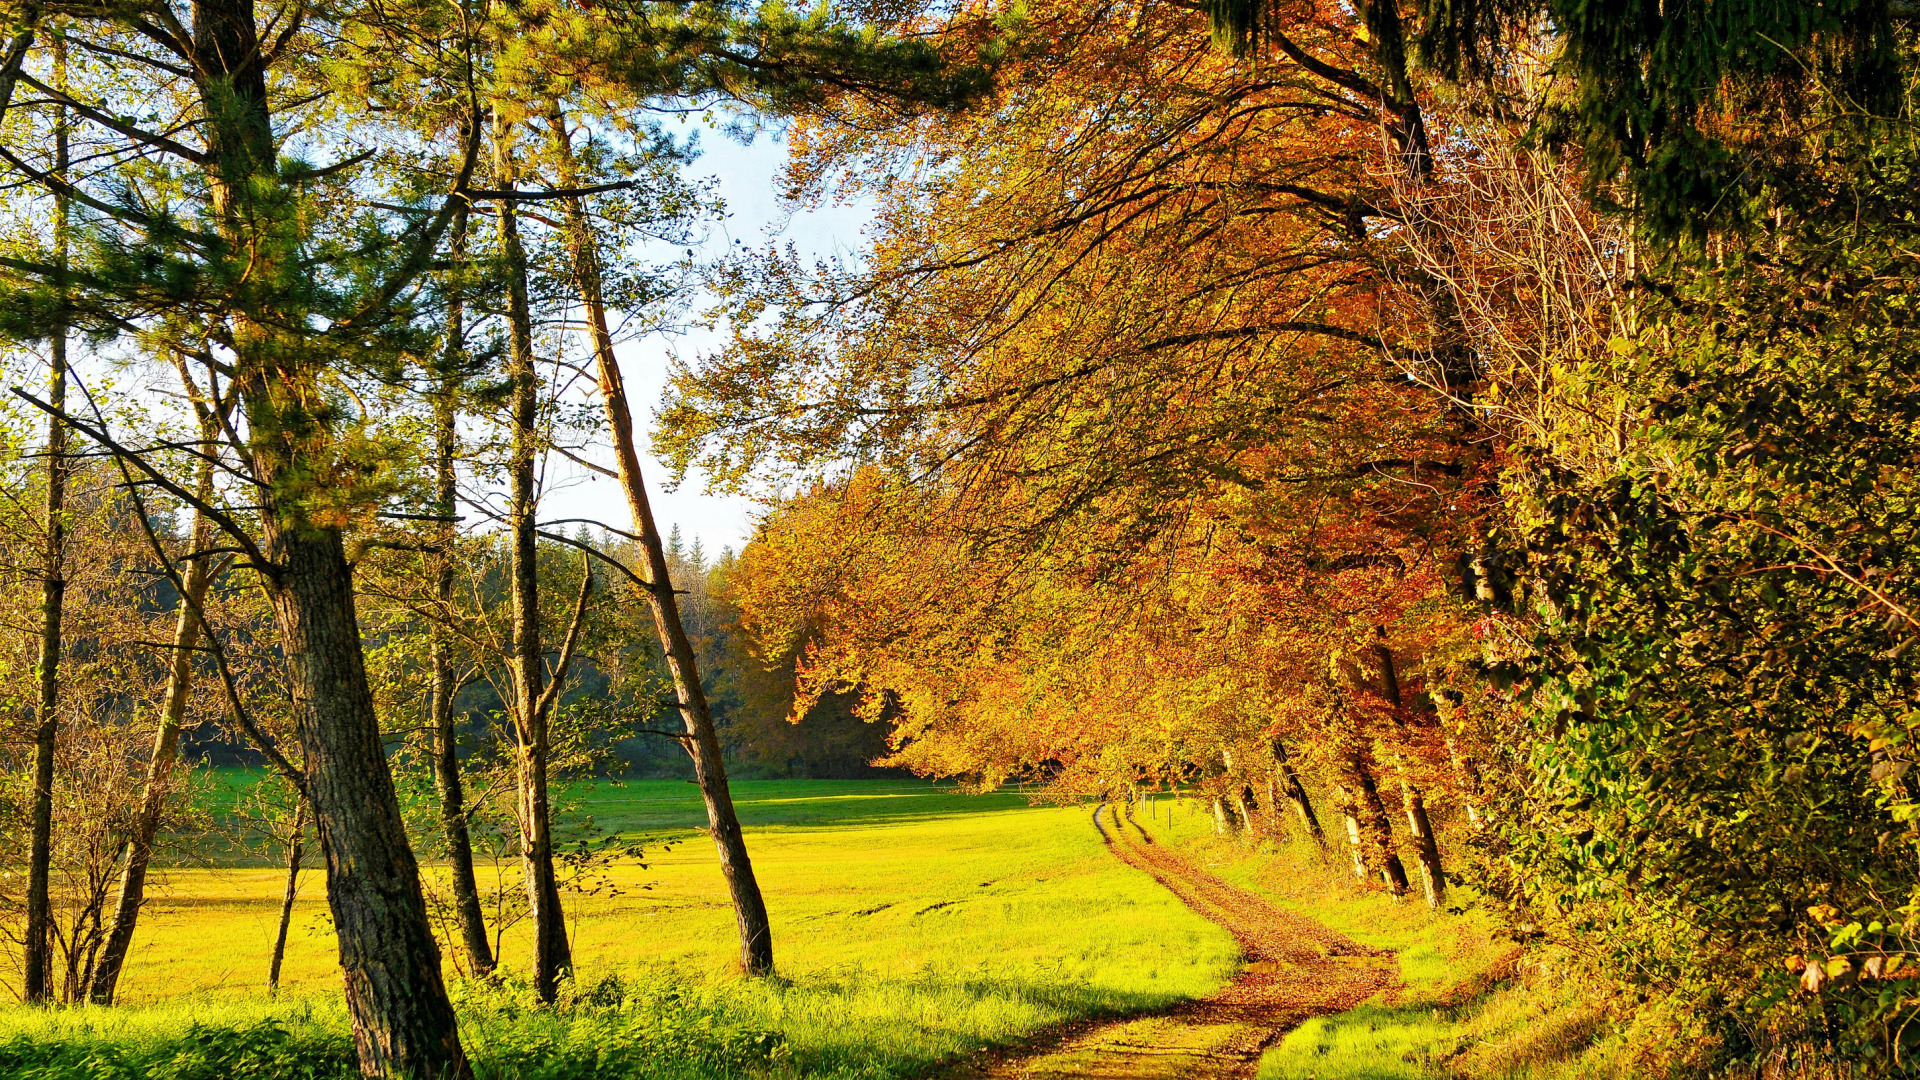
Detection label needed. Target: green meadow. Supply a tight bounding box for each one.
[1,778,1615,1080]
[2,778,1241,1079]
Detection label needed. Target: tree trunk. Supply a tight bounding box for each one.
[430,201,493,978]
[1232,786,1260,840]
[1444,729,1484,827]
[1337,797,1368,878]
[194,0,468,1071]
[88,492,214,1004]
[494,117,572,1001]
[552,111,774,975]
[1338,746,1410,895]
[1272,739,1326,847]
[255,516,468,1076]
[269,797,307,994]
[1373,639,1446,908]
[22,44,67,1006]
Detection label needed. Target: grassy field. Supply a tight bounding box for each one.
[4,778,1626,1080]
[2,778,1240,1079]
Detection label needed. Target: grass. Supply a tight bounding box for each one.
[1,777,1240,1079]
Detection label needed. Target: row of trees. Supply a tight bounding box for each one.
[660,0,1920,1073]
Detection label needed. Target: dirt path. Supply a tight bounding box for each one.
[944,802,1397,1080]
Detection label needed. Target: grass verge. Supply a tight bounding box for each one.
[1136,796,1633,1080]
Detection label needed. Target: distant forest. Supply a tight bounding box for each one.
[184,528,899,781]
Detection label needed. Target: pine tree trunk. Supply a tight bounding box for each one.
[493,119,571,1001]
[22,47,67,1006]
[255,521,468,1075]
[1373,639,1446,908]
[194,0,468,1071]
[269,797,307,994]
[552,112,774,975]
[430,201,493,977]
[1272,740,1326,847]
[89,492,214,1004]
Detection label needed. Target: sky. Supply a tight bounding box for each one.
[537,123,869,557]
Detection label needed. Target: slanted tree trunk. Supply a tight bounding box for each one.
[195,0,469,1067]
[1271,739,1326,847]
[269,797,308,994]
[430,201,493,978]
[1232,786,1260,840]
[88,489,214,1004]
[551,111,774,975]
[1337,745,1410,895]
[492,119,571,1001]
[1373,637,1446,908]
[23,67,68,1002]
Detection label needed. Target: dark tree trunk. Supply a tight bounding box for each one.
[194,0,469,1065]
[1373,639,1446,908]
[254,516,468,1076]
[89,495,213,1004]
[1272,739,1326,847]
[430,202,493,978]
[22,48,67,1006]
[552,111,774,975]
[493,118,572,1001]
[1338,746,1410,895]
[269,797,308,994]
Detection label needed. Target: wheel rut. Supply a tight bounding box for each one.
[942,802,1397,1080]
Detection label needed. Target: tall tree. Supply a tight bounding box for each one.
[547,107,774,974]
[20,37,66,1004]
[428,199,494,979]
[493,108,576,999]
[87,460,216,1005]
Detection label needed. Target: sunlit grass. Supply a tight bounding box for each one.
[2,779,1240,1079]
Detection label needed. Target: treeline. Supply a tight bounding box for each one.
[660,0,1920,1075]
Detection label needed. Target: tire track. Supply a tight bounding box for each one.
[946,802,1397,1080]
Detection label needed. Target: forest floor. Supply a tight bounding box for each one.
[946,802,1395,1080]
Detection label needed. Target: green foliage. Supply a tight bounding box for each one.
[1488,121,1920,1073]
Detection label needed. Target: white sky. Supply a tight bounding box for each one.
[539,124,868,557]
